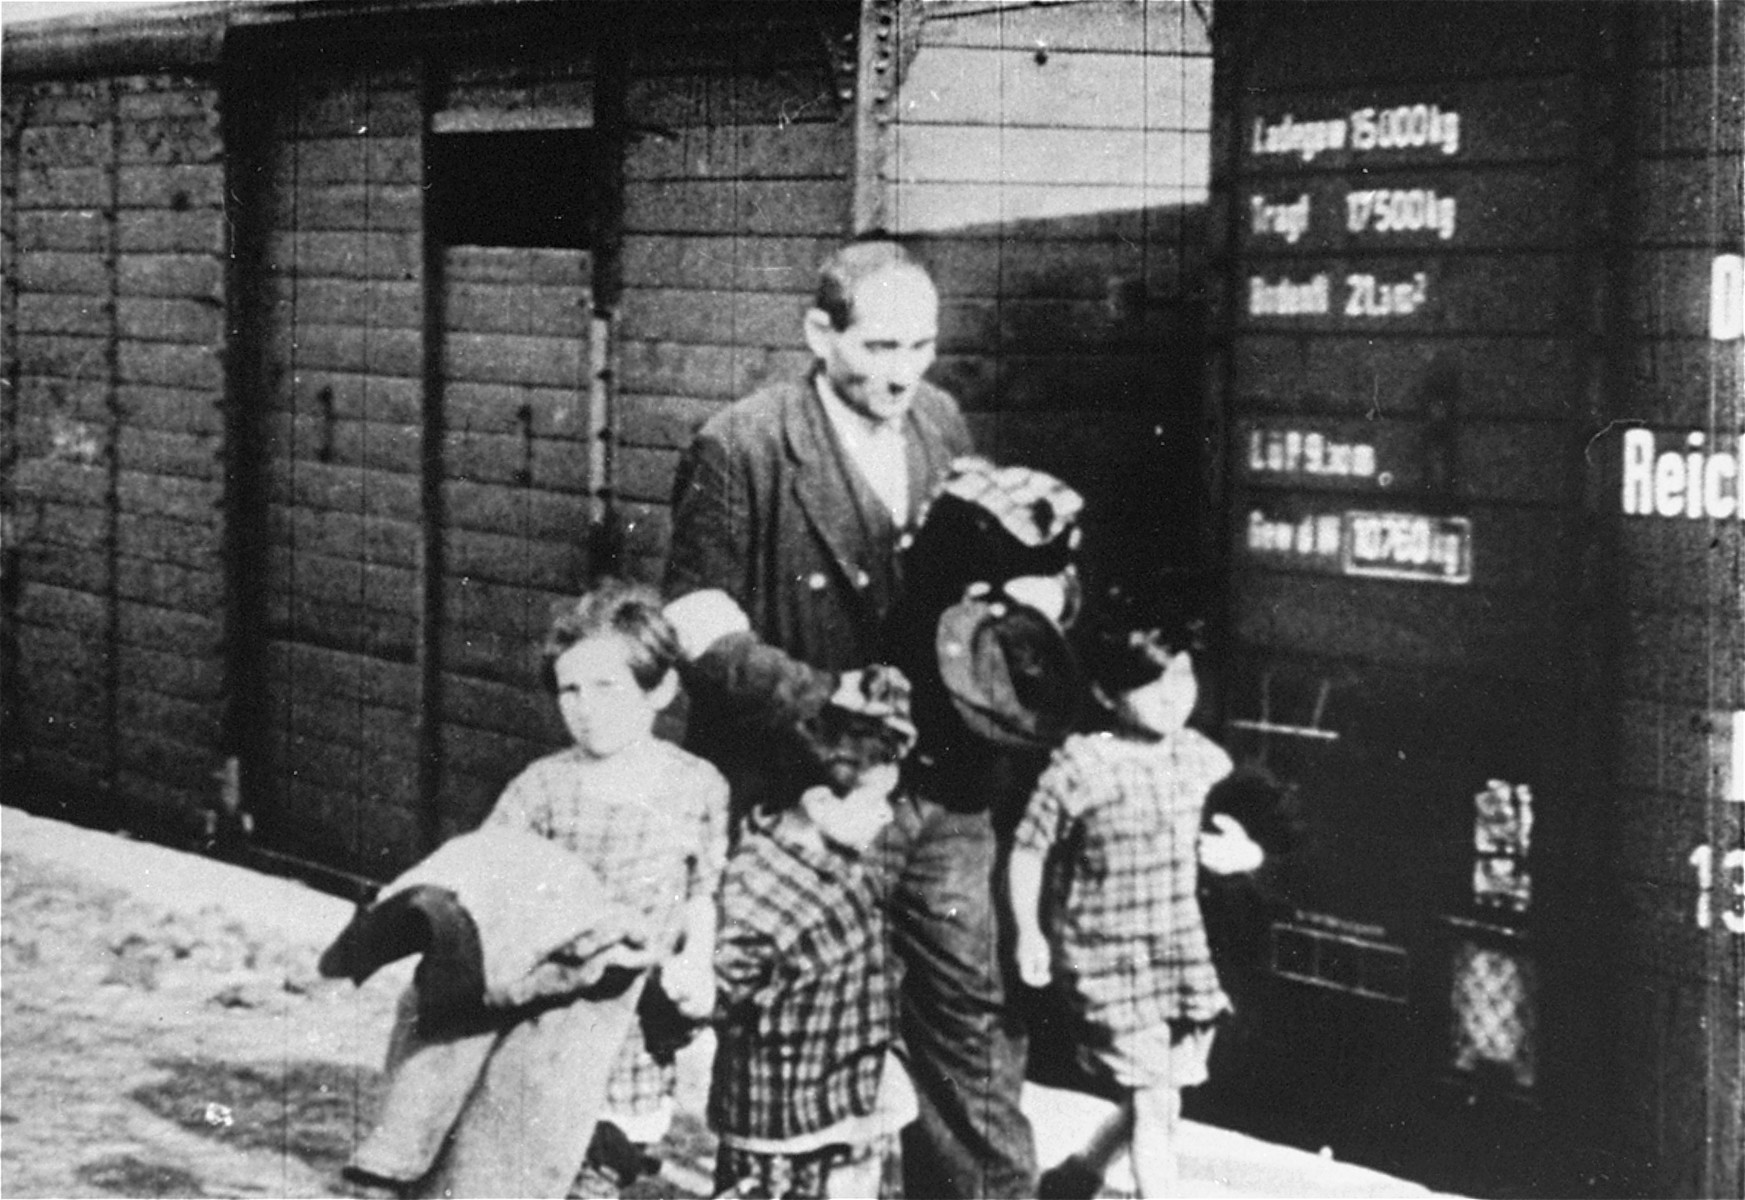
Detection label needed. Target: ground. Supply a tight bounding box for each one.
[1,808,1447,1200]
[0,829,713,1200]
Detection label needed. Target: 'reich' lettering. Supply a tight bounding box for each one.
[1621,428,1740,519]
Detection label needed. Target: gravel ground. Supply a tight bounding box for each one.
[0,808,714,1200]
[0,806,1445,1200]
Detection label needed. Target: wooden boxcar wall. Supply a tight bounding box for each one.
[1213,2,1742,1195]
[221,3,860,878]
[612,4,857,583]
[1601,4,1743,1194]
[1,70,228,839]
[877,0,1218,595]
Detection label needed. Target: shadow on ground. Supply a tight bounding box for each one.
[132,1056,384,1183]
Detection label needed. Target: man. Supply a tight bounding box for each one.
[663,238,1037,1198]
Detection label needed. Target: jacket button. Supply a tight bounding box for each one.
[808,572,828,591]
[855,569,870,589]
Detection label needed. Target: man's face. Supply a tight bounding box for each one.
[806,266,940,424]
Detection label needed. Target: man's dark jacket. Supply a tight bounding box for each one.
[664,372,973,811]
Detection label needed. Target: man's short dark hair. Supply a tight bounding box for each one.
[813,237,933,331]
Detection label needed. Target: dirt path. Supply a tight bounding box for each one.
[0,820,712,1199]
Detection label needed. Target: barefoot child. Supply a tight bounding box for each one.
[1007,611,1261,1197]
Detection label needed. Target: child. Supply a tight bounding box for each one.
[1007,609,1261,1198]
[326,579,727,1198]
[708,666,918,1200]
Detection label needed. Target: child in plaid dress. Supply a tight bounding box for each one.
[486,580,728,1198]
[1008,611,1261,1198]
[708,667,919,1200]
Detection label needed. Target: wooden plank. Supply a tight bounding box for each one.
[117,253,223,300]
[15,293,108,336]
[264,549,418,615]
[898,125,1210,189]
[441,331,587,389]
[115,688,220,750]
[263,459,421,521]
[620,233,835,293]
[16,210,107,252]
[1233,335,1579,421]
[442,721,550,791]
[116,80,219,123]
[624,121,849,181]
[625,71,845,130]
[617,286,804,346]
[892,180,1204,237]
[616,393,721,450]
[116,340,222,390]
[260,728,419,808]
[115,384,222,435]
[264,276,421,329]
[444,574,572,638]
[16,249,108,294]
[265,640,420,711]
[263,230,423,281]
[1617,518,1745,617]
[616,500,672,563]
[922,1,1211,55]
[117,600,218,658]
[1630,248,1741,337]
[274,323,422,378]
[624,179,850,237]
[116,640,224,704]
[113,511,221,570]
[117,163,223,210]
[114,427,219,479]
[615,339,811,401]
[265,687,419,758]
[263,412,423,475]
[444,671,555,742]
[899,46,1211,129]
[1233,571,1568,678]
[114,471,220,523]
[443,245,590,286]
[443,627,549,688]
[1634,66,1745,156]
[268,136,422,188]
[116,211,226,255]
[911,231,1200,298]
[268,370,422,425]
[265,593,420,663]
[1635,155,1745,245]
[116,730,222,794]
[275,182,423,233]
[116,296,224,344]
[612,444,680,505]
[445,382,589,439]
[443,526,589,593]
[19,124,113,169]
[16,165,108,209]
[442,478,592,538]
[443,283,591,339]
[13,579,107,641]
[117,115,222,167]
[256,774,422,878]
[266,505,421,569]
